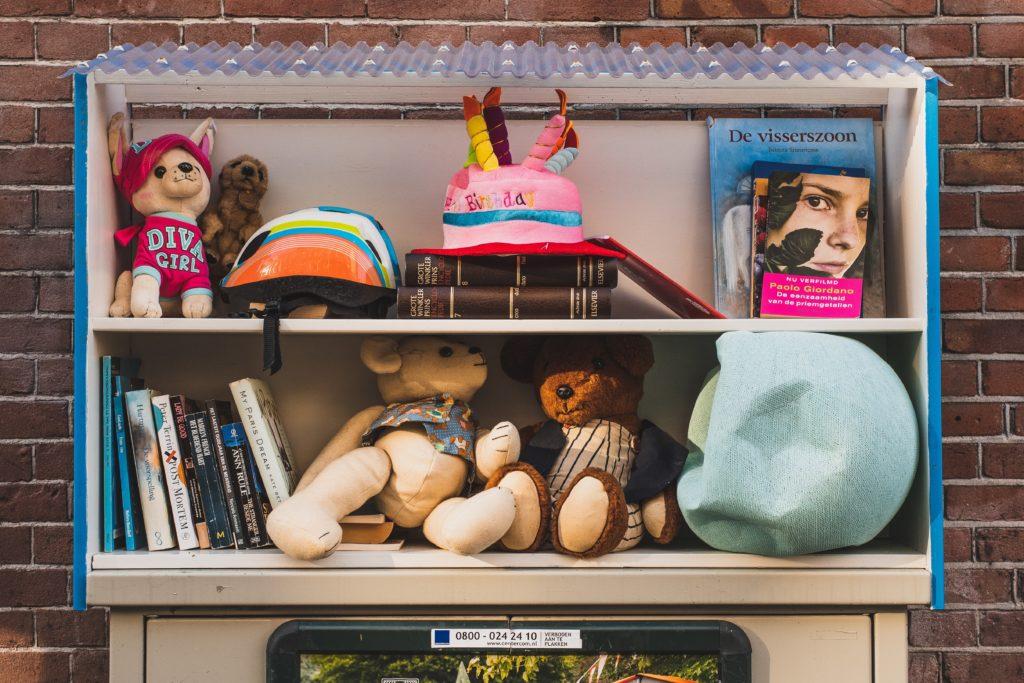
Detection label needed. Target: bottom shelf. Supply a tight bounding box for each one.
[91,539,927,571]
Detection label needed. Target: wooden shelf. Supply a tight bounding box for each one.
[91,316,927,335]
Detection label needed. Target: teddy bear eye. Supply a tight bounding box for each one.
[154,166,166,179]
[258,170,264,181]
[439,346,454,358]
[592,357,605,370]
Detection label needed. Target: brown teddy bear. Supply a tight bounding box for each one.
[486,335,686,558]
[200,154,268,268]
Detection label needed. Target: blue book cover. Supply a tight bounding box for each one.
[102,357,139,551]
[707,118,882,318]
[113,374,146,550]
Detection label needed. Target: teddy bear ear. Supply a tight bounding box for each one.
[500,336,547,383]
[107,112,128,179]
[606,335,654,378]
[360,336,402,375]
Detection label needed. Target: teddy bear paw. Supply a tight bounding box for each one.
[423,489,516,555]
[474,421,521,481]
[551,468,628,558]
[181,294,213,318]
[265,507,344,561]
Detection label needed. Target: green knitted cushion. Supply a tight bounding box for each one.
[677,331,919,556]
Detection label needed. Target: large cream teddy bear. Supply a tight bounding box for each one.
[266,336,525,560]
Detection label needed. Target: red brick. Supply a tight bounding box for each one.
[0,276,36,312]
[944,0,1024,13]
[983,443,1024,478]
[942,277,983,312]
[0,65,70,102]
[33,442,71,481]
[941,192,976,230]
[328,24,397,45]
[0,0,70,15]
[467,25,541,45]
[510,0,648,20]
[542,26,615,46]
[982,107,1024,142]
[0,399,67,436]
[978,23,1024,57]
[834,24,901,47]
[620,108,687,121]
[0,358,35,396]
[657,0,791,18]
[945,441,979,478]
[0,20,34,58]
[909,652,939,683]
[980,192,1023,229]
[944,653,1024,683]
[1014,66,1024,100]
[909,609,977,647]
[111,21,180,46]
[947,484,1024,521]
[259,105,331,119]
[940,236,1011,271]
[228,0,364,16]
[37,21,109,60]
[37,357,72,395]
[946,319,1024,353]
[0,443,32,481]
[801,0,934,16]
[946,567,1014,603]
[977,526,1024,561]
[906,24,973,58]
[254,22,326,45]
[691,25,758,47]
[76,0,219,17]
[940,107,977,144]
[0,568,67,606]
[0,651,70,682]
[0,526,30,564]
[0,482,68,521]
[939,66,1006,100]
[762,25,828,47]
[72,649,108,681]
[370,0,503,20]
[33,525,72,565]
[38,276,71,312]
[182,22,253,45]
[944,360,979,397]
[618,27,686,46]
[1011,403,1024,436]
[186,105,257,120]
[945,526,973,561]
[401,24,467,46]
[693,107,761,119]
[0,611,33,647]
[943,402,1004,436]
[946,150,1024,186]
[36,609,106,647]
[37,106,73,143]
[0,233,71,270]
[979,611,1024,646]
[766,108,833,119]
[987,277,1024,311]
[983,361,1024,396]
[36,189,72,229]
[0,147,71,185]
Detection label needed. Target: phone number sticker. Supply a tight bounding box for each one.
[430,629,582,650]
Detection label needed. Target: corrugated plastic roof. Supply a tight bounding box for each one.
[65,41,944,82]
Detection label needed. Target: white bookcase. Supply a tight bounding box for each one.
[71,43,942,619]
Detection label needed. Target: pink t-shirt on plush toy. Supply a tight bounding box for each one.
[118,212,211,299]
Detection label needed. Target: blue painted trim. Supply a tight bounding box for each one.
[442,209,583,227]
[925,78,945,610]
[72,73,89,611]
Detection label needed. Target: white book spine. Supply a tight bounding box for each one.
[124,389,175,551]
[151,395,199,550]
[229,379,296,508]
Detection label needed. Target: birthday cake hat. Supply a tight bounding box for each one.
[414,88,621,259]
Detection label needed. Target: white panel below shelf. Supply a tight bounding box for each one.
[92,542,927,571]
[91,317,926,335]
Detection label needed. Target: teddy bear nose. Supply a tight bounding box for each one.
[241,165,254,176]
[556,385,574,400]
[177,162,194,174]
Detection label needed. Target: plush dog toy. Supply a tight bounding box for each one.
[487,335,687,558]
[200,154,269,268]
[106,113,216,318]
[266,336,524,560]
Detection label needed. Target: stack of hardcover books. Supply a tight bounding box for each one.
[100,358,399,552]
[396,252,618,319]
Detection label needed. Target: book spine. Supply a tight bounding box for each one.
[396,286,612,319]
[229,379,296,508]
[185,412,235,549]
[124,390,175,551]
[221,423,270,548]
[206,402,248,549]
[113,376,145,551]
[151,395,199,550]
[404,254,618,288]
[170,396,210,549]
[101,357,122,551]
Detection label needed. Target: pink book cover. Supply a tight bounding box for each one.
[759,171,871,319]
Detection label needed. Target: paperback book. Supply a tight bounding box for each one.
[113,373,146,550]
[229,378,297,508]
[221,421,272,547]
[184,411,236,549]
[206,400,250,548]
[101,356,139,551]
[124,389,175,550]
[707,117,883,318]
[169,395,210,549]
[151,394,199,550]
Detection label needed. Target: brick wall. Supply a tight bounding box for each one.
[0,1,1019,681]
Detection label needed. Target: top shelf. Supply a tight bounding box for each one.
[90,317,925,335]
